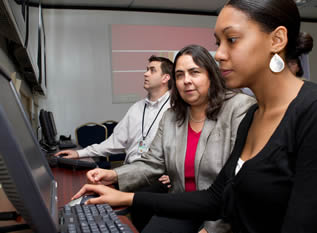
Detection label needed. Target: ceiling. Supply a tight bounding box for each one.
[34,0,317,22]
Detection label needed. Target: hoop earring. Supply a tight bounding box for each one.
[269,53,285,73]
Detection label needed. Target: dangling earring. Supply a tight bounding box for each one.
[269,53,285,73]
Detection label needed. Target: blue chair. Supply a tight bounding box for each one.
[101,120,126,168]
[75,122,110,168]
[75,122,107,147]
[101,120,118,137]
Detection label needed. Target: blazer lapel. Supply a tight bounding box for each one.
[195,119,216,182]
[175,115,189,188]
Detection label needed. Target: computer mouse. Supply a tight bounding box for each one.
[80,194,99,204]
[67,194,99,207]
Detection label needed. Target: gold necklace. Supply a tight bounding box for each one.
[189,111,206,123]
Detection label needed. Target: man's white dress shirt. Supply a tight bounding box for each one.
[77,91,170,164]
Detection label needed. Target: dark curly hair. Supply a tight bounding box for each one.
[171,44,232,126]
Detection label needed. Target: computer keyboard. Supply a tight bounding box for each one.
[59,203,134,233]
[47,155,97,170]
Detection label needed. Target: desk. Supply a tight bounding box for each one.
[51,167,138,233]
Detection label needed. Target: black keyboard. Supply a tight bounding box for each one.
[59,140,77,149]
[59,203,133,233]
[46,155,97,170]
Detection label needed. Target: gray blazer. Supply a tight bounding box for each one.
[115,92,255,232]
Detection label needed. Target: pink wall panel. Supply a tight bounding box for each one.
[113,52,164,71]
[111,24,216,101]
[112,51,173,71]
[112,24,216,51]
[113,72,146,96]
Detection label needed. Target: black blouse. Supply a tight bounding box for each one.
[133,81,317,233]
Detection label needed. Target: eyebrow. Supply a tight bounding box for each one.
[175,69,183,73]
[175,67,200,73]
[214,26,234,38]
[147,66,156,70]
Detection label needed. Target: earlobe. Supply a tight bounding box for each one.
[271,26,288,53]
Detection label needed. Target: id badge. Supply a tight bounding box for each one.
[138,140,148,154]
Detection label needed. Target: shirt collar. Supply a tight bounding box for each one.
[145,91,170,107]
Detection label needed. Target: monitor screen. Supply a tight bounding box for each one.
[47,111,57,137]
[0,67,58,232]
[39,109,56,146]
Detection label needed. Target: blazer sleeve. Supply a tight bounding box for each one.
[114,111,169,192]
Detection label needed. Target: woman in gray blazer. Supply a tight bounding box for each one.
[78,45,256,233]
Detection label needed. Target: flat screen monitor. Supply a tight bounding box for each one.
[39,109,57,146]
[0,66,58,232]
[48,111,57,138]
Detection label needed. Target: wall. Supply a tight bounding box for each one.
[302,22,317,82]
[40,9,217,138]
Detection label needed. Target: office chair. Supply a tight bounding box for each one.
[75,122,110,168]
[101,120,118,137]
[101,120,126,168]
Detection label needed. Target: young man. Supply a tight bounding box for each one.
[55,56,173,164]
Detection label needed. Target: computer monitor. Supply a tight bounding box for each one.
[47,111,57,138]
[0,67,58,232]
[39,109,57,146]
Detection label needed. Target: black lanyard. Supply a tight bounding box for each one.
[142,96,170,141]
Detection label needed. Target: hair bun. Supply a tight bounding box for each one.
[295,32,314,56]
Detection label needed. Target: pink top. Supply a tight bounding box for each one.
[184,122,202,192]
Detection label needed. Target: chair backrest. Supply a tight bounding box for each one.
[101,120,118,138]
[75,122,107,148]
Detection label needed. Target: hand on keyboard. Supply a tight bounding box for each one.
[55,149,79,159]
[72,184,134,207]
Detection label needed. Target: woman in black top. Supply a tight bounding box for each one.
[72,0,317,232]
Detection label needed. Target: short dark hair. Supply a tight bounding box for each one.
[171,44,231,126]
[148,55,173,89]
[226,0,313,62]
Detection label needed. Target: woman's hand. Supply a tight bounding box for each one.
[86,168,118,185]
[158,175,172,188]
[72,184,134,206]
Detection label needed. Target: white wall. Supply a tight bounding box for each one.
[40,9,217,138]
